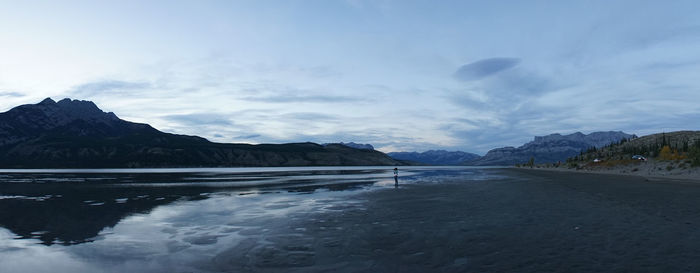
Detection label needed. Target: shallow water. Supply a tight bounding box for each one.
[0,166,498,273]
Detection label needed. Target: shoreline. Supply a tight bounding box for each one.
[514,160,700,183]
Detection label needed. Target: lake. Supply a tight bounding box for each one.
[4,166,700,273]
[0,166,497,272]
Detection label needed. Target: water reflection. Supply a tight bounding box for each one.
[0,167,498,273]
[0,168,400,245]
[0,188,377,273]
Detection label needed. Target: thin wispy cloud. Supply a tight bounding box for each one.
[0,91,24,97]
[454,58,520,82]
[69,80,151,97]
[281,112,339,121]
[241,94,364,103]
[236,134,261,140]
[162,113,234,126]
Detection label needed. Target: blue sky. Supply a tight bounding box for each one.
[1,0,700,154]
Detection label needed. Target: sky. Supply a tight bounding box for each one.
[1,0,700,154]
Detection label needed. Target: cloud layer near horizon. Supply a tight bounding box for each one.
[1,1,700,154]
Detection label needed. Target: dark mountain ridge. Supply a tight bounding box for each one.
[0,98,401,168]
[323,142,374,150]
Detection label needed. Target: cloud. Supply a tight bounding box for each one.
[6,1,693,157]
[495,69,559,95]
[241,94,364,103]
[162,113,234,126]
[296,66,342,78]
[69,80,151,97]
[644,59,700,71]
[454,58,521,82]
[625,25,700,51]
[281,112,339,121]
[0,91,24,97]
[235,134,261,139]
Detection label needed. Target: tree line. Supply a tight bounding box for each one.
[566,133,700,166]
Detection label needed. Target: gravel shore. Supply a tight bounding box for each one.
[527,159,700,182]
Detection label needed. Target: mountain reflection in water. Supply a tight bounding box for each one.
[0,167,403,245]
[0,167,498,273]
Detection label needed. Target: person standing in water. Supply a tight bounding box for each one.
[393,167,399,187]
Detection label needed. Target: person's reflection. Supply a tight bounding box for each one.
[393,167,399,188]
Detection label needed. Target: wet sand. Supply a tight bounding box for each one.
[4,168,700,272]
[210,169,700,272]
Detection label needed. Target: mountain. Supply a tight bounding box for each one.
[0,98,402,168]
[569,131,700,163]
[387,150,481,165]
[468,131,635,166]
[323,142,374,150]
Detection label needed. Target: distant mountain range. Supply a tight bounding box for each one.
[323,142,374,150]
[467,131,636,166]
[387,150,481,165]
[0,98,401,168]
[0,98,642,168]
[386,132,634,166]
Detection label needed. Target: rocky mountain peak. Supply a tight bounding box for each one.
[0,98,153,145]
[8,98,118,124]
[532,132,585,144]
[39,97,56,105]
[469,131,635,166]
[55,98,115,121]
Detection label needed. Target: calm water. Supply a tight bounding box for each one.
[0,166,499,273]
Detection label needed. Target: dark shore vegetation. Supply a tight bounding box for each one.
[558,131,700,169]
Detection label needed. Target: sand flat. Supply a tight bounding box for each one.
[4,167,700,272]
[214,168,700,272]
